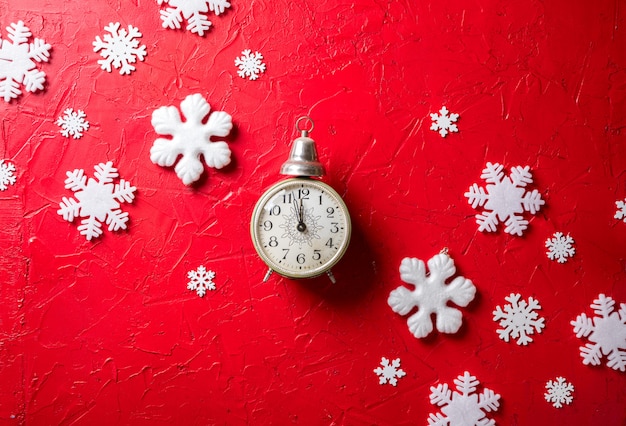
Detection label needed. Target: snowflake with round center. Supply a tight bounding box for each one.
[235,50,266,81]
[93,22,147,75]
[615,198,626,223]
[430,106,459,137]
[545,232,575,263]
[493,293,545,346]
[187,266,216,297]
[373,357,406,387]
[157,0,231,36]
[57,108,90,139]
[0,160,16,191]
[279,206,322,247]
[544,377,574,408]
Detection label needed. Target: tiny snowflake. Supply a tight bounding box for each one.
[388,252,476,339]
[544,377,574,408]
[187,266,216,297]
[545,232,575,263]
[57,161,136,240]
[430,106,459,137]
[571,294,626,371]
[0,160,17,190]
[493,293,545,346]
[93,22,147,75]
[150,93,233,185]
[235,50,266,81]
[428,371,500,426]
[373,357,406,387]
[57,108,89,139]
[465,162,545,236]
[615,198,626,222]
[157,0,231,36]
[0,21,51,102]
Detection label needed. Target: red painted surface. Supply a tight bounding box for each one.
[0,0,625,424]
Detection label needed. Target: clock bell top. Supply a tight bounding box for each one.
[280,116,325,178]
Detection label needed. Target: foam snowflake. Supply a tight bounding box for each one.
[0,21,51,102]
[571,294,626,372]
[93,22,147,75]
[57,161,136,240]
[493,293,545,346]
[430,106,459,137]
[57,108,89,139]
[235,50,266,81]
[373,357,406,387]
[187,265,216,297]
[615,198,626,222]
[0,160,16,190]
[157,0,231,36]
[150,93,233,185]
[388,252,476,339]
[428,371,501,426]
[544,377,574,408]
[465,162,545,236]
[545,232,575,263]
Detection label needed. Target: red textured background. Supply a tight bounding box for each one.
[1,0,625,424]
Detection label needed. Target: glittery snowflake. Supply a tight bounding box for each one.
[235,50,266,81]
[93,22,147,75]
[545,232,575,263]
[544,377,574,408]
[373,357,406,387]
[615,198,626,222]
[56,108,89,139]
[187,266,216,297]
[430,106,459,137]
[0,160,16,190]
[493,293,545,346]
[157,0,231,36]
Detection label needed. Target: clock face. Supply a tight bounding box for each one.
[251,178,351,279]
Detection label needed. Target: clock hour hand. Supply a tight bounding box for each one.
[296,196,306,232]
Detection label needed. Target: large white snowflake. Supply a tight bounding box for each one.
[93,23,147,75]
[57,108,89,139]
[157,0,231,36]
[150,93,233,186]
[615,198,626,222]
[544,377,574,408]
[0,21,51,102]
[57,161,136,240]
[373,357,406,387]
[465,162,545,236]
[545,232,575,263]
[0,160,16,190]
[493,293,544,346]
[430,106,459,137]
[388,252,476,339]
[428,371,501,426]
[235,50,266,81]
[187,266,216,297]
[571,294,626,372]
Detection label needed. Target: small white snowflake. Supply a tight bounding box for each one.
[545,232,575,263]
[373,357,406,387]
[571,294,626,371]
[615,198,626,222]
[0,160,17,190]
[56,108,90,139]
[93,22,147,75]
[187,266,216,297]
[430,106,459,137]
[493,293,545,346]
[544,377,574,408]
[235,49,266,81]
[428,371,501,426]
[157,0,231,36]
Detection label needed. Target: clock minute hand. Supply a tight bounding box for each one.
[296,197,306,232]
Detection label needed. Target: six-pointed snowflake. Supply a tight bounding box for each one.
[157,0,231,36]
[430,106,459,137]
[465,162,545,236]
[0,160,16,191]
[0,21,51,102]
[57,161,136,240]
[615,198,626,223]
[57,108,90,139]
[374,357,406,387]
[388,252,476,338]
[93,22,147,75]
[493,293,545,346]
[235,50,266,81]
[428,371,501,426]
[545,232,575,263]
[544,377,574,408]
[571,294,626,371]
[187,265,216,297]
[150,93,233,185]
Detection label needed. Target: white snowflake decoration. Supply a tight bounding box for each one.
[493,293,544,346]
[150,93,233,185]
[388,252,476,339]
[373,357,406,387]
[57,161,136,240]
[157,0,231,36]
[544,377,574,408]
[0,160,16,190]
[571,294,626,372]
[615,198,626,222]
[187,266,216,297]
[545,232,575,263]
[0,21,51,102]
[465,162,545,236]
[57,108,89,139]
[93,23,147,75]
[235,50,266,81]
[430,106,459,137]
[428,371,501,426]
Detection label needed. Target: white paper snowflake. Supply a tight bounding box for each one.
[465,162,545,236]
[428,371,501,426]
[493,293,545,346]
[157,0,231,36]
[57,161,136,241]
[430,106,459,137]
[545,232,575,263]
[615,198,626,222]
[373,357,406,387]
[150,93,233,185]
[93,23,147,75]
[187,266,216,297]
[544,377,574,408]
[0,21,51,102]
[571,294,626,372]
[56,108,89,139]
[235,50,266,81]
[388,252,476,339]
[0,160,16,190]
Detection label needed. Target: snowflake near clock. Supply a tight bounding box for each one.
[157,0,231,36]
[615,198,626,222]
[235,50,266,80]
[57,108,89,139]
[544,377,574,408]
[0,160,16,191]
[187,266,216,297]
[493,293,545,346]
[545,232,575,263]
[93,23,147,75]
[373,357,406,387]
[430,106,459,137]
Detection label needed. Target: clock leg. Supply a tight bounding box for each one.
[327,270,336,284]
[263,268,273,283]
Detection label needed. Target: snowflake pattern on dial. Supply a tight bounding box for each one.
[57,108,90,139]
[57,161,136,240]
[615,198,626,223]
[373,357,406,387]
[430,106,459,137]
[0,21,51,102]
[465,162,545,236]
[545,232,575,263]
[235,50,266,81]
[150,93,233,185]
[157,0,231,36]
[493,293,545,346]
[93,23,147,75]
[428,371,501,426]
[571,294,626,372]
[187,266,216,297]
[544,377,574,408]
[388,252,476,339]
[0,160,16,191]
